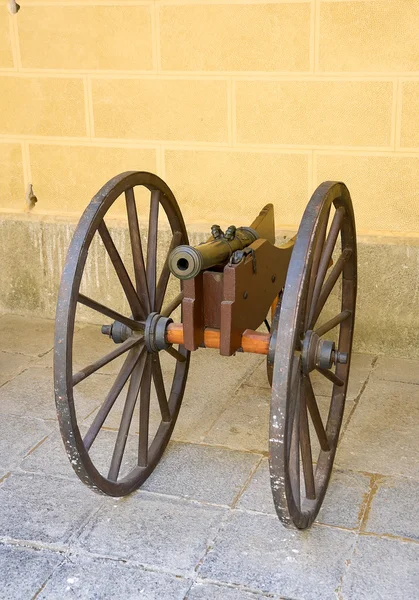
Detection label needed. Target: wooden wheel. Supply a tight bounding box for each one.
[54,172,190,496]
[269,181,357,529]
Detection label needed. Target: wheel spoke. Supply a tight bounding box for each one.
[98,221,143,320]
[289,372,301,509]
[315,367,344,387]
[152,354,171,422]
[146,190,160,311]
[305,207,330,328]
[78,294,143,332]
[161,291,183,318]
[126,188,150,316]
[165,345,187,362]
[305,375,330,451]
[300,384,315,500]
[315,310,351,337]
[311,248,352,325]
[73,335,143,386]
[156,231,182,313]
[83,346,142,451]
[138,354,152,467]
[308,206,345,328]
[108,348,147,482]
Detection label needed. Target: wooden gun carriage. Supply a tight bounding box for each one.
[54,172,356,529]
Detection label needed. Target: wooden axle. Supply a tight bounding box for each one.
[166,323,270,355]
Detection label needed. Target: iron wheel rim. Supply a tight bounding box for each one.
[269,181,357,529]
[54,171,190,496]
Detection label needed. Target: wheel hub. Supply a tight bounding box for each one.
[301,330,348,374]
[102,312,173,354]
[144,312,173,353]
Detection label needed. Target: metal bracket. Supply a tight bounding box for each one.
[229,247,257,273]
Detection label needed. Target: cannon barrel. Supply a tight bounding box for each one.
[168,226,258,280]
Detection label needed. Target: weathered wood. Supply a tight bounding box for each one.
[166,323,270,355]
[220,238,294,355]
[181,273,204,351]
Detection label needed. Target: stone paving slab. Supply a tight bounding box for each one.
[0,543,64,600]
[199,510,356,600]
[18,425,141,483]
[374,355,419,384]
[0,351,33,386]
[336,378,419,477]
[363,476,419,541]
[187,581,278,599]
[0,367,107,421]
[237,458,371,529]
[142,442,262,506]
[204,384,356,458]
[341,535,419,600]
[19,427,78,480]
[0,314,55,357]
[0,414,52,471]
[203,385,270,453]
[77,492,227,577]
[0,472,103,545]
[172,349,262,444]
[38,554,192,599]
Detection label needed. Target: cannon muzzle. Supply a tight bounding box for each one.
[169,226,258,280]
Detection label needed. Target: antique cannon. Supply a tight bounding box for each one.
[54,172,356,529]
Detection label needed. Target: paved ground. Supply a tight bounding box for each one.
[0,313,418,600]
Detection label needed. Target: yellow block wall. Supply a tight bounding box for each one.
[0,0,419,234]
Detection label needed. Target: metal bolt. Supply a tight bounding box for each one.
[271,274,276,283]
[101,324,112,337]
[243,291,248,299]
[335,351,348,364]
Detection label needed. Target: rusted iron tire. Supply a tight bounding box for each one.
[54,172,190,496]
[269,182,357,529]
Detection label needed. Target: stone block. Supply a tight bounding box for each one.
[92,78,228,142]
[204,385,270,453]
[0,144,24,211]
[38,554,191,599]
[364,476,419,541]
[0,76,86,137]
[142,442,262,506]
[237,458,370,529]
[0,544,63,600]
[336,379,419,477]
[19,6,152,70]
[165,149,310,227]
[0,314,54,357]
[316,155,419,232]
[401,82,419,148]
[160,3,310,72]
[77,492,226,576]
[0,414,52,471]
[0,351,33,386]
[199,510,356,599]
[341,535,419,600]
[0,472,103,544]
[319,1,419,72]
[236,80,393,147]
